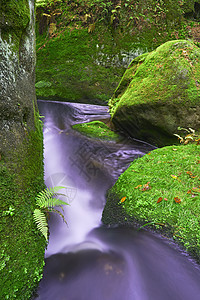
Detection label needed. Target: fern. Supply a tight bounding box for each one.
[33,186,69,241]
[36,186,69,208]
[33,209,48,241]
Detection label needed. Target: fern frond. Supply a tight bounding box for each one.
[33,209,48,241]
[36,186,66,208]
[49,208,68,226]
[46,198,69,208]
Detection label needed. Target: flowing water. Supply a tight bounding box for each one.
[35,100,200,300]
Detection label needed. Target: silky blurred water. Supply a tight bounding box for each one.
[34,100,200,300]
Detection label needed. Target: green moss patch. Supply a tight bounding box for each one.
[72,120,120,141]
[35,0,196,103]
[0,0,30,48]
[104,143,200,260]
[110,40,200,115]
[0,117,46,299]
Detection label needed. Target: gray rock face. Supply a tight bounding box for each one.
[0,0,37,158]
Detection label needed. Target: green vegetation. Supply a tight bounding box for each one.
[0,113,46,299]
[107,40,200,147]
[33,186,69,241]
[104,143,200,260]
[35,0,199,103]
[72,120,120,140]
[0,0,30,49]
[109,40,200,115]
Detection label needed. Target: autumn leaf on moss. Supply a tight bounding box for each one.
[134,185,142,189]
[174,197,181,203]
[141,182,151,191]
[157,197,162,203]
[120,197,126,203]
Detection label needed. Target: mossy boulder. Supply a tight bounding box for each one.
[102,143,200,261]
[109,40,200,147]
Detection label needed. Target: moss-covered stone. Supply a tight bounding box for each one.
[102,143,200,262]
[109,40,200,147]
[0,1,46,298]
[72,120,120,141]
[35,0,198,104]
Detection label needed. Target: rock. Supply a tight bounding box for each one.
[109,40,200,147]
[0,1,45,298]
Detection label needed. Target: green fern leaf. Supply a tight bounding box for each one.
[36,186,67,208]
[49,208,68,225]
[46,198,69,208]
[33,209,48,241]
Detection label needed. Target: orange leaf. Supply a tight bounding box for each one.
[120,197,126,203]
[134,185,142,189]
[174,197,181,204]
[186,171,193,175]
[187,190,191,194]
[157,197,163,203]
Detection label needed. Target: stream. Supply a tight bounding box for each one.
[35,100,200,300]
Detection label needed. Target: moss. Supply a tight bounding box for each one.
[103,143,200,261]
[0,0,30,49]
[110,40,200,114]
[35,0,195,103]
[72,120,120,141]
[0,112,46,299]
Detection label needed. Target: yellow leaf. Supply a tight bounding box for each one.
[120,197,126,203]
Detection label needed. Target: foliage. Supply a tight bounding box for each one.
[105,144,200,260]
[33,186,69,241]
[35,0,197,103]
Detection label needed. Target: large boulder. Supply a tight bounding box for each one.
[109,40,200,146]
[0,1,46,298]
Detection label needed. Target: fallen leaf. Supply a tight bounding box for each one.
[164,198,168,201]
[192,187,200,193]
[174,197,181,204]
[142,182,151,191]
[186,171,193,175]
[120,197,126,203]
[157,197,163,203]
[134,185,142,189]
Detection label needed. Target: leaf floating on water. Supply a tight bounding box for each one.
[120,197,126,203]
[174,197,181,204]
[157,197,163,203]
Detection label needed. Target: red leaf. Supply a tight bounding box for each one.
[157,197,163,203]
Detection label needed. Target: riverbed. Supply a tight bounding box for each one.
[34,100,200,300]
